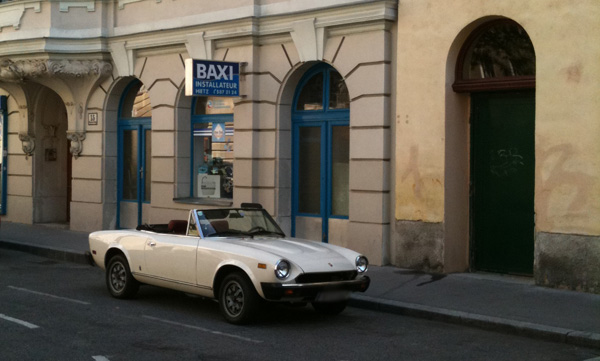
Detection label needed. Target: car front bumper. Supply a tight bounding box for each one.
[261,275,370,301]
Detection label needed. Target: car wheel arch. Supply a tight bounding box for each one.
[213,265,260,300]
[104,247,129,269]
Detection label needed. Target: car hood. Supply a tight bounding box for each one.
[232,237,356,273]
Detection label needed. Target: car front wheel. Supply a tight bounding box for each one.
[219,272,260,324]
[312,300,347,315]
[106,254,139,299]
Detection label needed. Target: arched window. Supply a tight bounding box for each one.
[291,63,350,242]
[117,80,152,228]
[453,19,535,92]
[295,66,350,112]
[120,82,152,118]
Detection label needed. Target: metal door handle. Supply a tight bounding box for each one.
[148,241,156,247]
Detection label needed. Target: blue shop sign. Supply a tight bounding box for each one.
[185,59,240,97]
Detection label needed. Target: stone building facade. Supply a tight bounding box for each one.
[393,0,599,293]
[0,0,598,294]
[0,0,396,265]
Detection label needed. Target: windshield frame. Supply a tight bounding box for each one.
[192,207,285,239]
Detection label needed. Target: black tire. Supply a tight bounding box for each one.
[312,300,347,315]
[219,272,260,324]
[106,254,139,299]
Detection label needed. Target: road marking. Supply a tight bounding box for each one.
[142,315,263,344]
[0,313,39,329]
[8,286,90,305]
[92,356,111,361]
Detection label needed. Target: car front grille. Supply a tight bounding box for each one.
[295,271,358,284]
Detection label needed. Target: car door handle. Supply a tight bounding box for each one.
[148,241,156,247]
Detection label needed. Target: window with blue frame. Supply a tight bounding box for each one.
[191,97,234,199]
[292,64,350,236]
[118,81,151,205]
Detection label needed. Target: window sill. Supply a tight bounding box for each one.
[173,197,233,207]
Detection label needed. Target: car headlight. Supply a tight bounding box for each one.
[356,256,368,273]
[275,259,291,280]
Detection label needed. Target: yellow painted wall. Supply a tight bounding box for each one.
[395,0,600,235]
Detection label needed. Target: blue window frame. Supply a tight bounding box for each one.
[292,64,350,242]
[190,97,234,199]
[117,80,152,228]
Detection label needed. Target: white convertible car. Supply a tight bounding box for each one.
[89,203,370,324]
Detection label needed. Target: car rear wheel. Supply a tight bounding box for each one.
[219,272,260,324]
[312,300,347,315]
[106,254,139,299]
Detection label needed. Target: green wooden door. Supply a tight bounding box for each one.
[471,91,535,275]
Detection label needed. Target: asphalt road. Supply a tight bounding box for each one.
[1,249,598,361]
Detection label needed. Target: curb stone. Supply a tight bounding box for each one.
[349,294,600,350]
[0,240,92,265]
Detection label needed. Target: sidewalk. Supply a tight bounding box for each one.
[1,221,598,349]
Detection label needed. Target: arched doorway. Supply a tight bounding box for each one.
[34,86,70,225]
[117,80,152,229]
[454,19,536,274]
[291,63,350,242]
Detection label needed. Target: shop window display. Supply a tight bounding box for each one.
[192,97,234,199]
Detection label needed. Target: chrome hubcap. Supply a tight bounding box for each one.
[110,262,126,292]
[224,281,244,317]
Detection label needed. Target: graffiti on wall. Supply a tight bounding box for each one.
[536,143,595,231]
[490,148,524,177]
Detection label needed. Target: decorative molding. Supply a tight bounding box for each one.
[0,59,46,82]
[110,41,134,77]
[0,59,112,82]
[18,133,35,158]
[47,59,112,77]
[290,18,324,62]
[112,1,396,47]
[66,131,86,159]
[0,1,41,32]
[185,32,213,60]
[118,0,162,10]
[118,0,141,10]
[59,1,95,12]
[0,37,108,58]
[0,1,396,50]
[65,101,85,129]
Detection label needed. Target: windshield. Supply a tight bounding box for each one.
[196,208,285,238]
